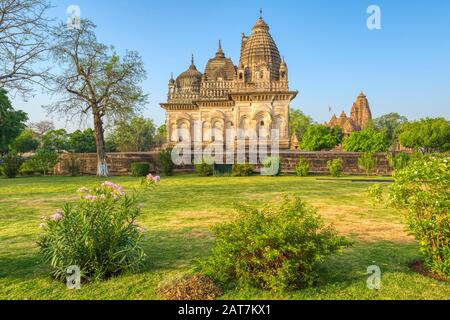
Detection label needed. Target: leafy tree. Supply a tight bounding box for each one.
[398,118,450,153]
[29,149,59,176]
[0,89,28,154]
[109,117,155,152]
[329,126,344,145]
[373,113,408,146]
[343,128,389,152]
[300,125,340,151]
[289,108,313,140]
[45,19,147,176]
[0,0,51,96]
[11,129,39,154]
[42,129,69,152]
[154,124,167,145]
[68,129,96,153]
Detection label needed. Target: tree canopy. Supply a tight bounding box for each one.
[300,125,342,151]
[398,118,450,153]
[11,129,39,154]
[289,109,313,140]
[0,89,28,154]
[373,113,408,146]
[0,0,51,96]
[45,19,147,176]
[343,128,389,152]
[108,117,156,152]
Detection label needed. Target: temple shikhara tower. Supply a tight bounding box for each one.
[160,15,298,150]
[325,92,373,136]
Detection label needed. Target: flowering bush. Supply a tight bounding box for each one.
[198,196,350,291]
[388,154,450,278]
[38,179,159,282]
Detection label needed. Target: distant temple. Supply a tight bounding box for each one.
[325,92,373,135]
[160,14,298,150]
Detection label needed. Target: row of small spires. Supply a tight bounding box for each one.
[169,46,287,81]
[169,9,267,81]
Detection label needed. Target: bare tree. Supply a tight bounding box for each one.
[45,19,147,176]
[28,119,54,139]
[0,0,52,96]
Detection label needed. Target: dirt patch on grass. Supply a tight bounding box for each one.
[157,274,223,300]
[410,261,450,283]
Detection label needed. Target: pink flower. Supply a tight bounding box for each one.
[137,226,147,234]
[138,203,145,209]
[146,173,160,183]
[50,212,63,221]
[77,187,89,194]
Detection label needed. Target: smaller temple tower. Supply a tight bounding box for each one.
[326,92,373,135]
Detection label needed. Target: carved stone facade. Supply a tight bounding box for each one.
[160,16,298,150]
[326,92,373,135]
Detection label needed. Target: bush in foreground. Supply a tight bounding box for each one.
[199,196,350,291]
[388,154,450,279]
[38,176,159,282]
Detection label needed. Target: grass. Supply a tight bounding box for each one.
[0,174,449,300]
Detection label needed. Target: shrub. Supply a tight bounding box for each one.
[295,157,310,177]
[0,153,23,178]
[387,152,410,171]
[131,162,150,177]
[261,156,281,176]
[358,152,377,176]
[327,158,343,177]
[232,163,254,177]
[38,179,159,282]
[157,148,175,176]
[157,274,223,300]
[367,184,384,206]
[30,149,59,176]
[388,154,450,279]
[195,158,214,177]
[198,196,350,291]
[19,160,35,176]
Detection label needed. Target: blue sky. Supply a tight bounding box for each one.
[12,0,450,130]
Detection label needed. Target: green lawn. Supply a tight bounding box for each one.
[1,175,449,300]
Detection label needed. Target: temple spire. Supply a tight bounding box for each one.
[259,8,263,19]
[191,53,194,65]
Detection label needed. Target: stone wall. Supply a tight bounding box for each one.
[280,151,391,175]
[55,151,392,176]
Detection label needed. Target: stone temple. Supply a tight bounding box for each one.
[325,92,373,136]
[160,15,298,150]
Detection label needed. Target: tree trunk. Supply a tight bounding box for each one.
[92,108,109,177]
